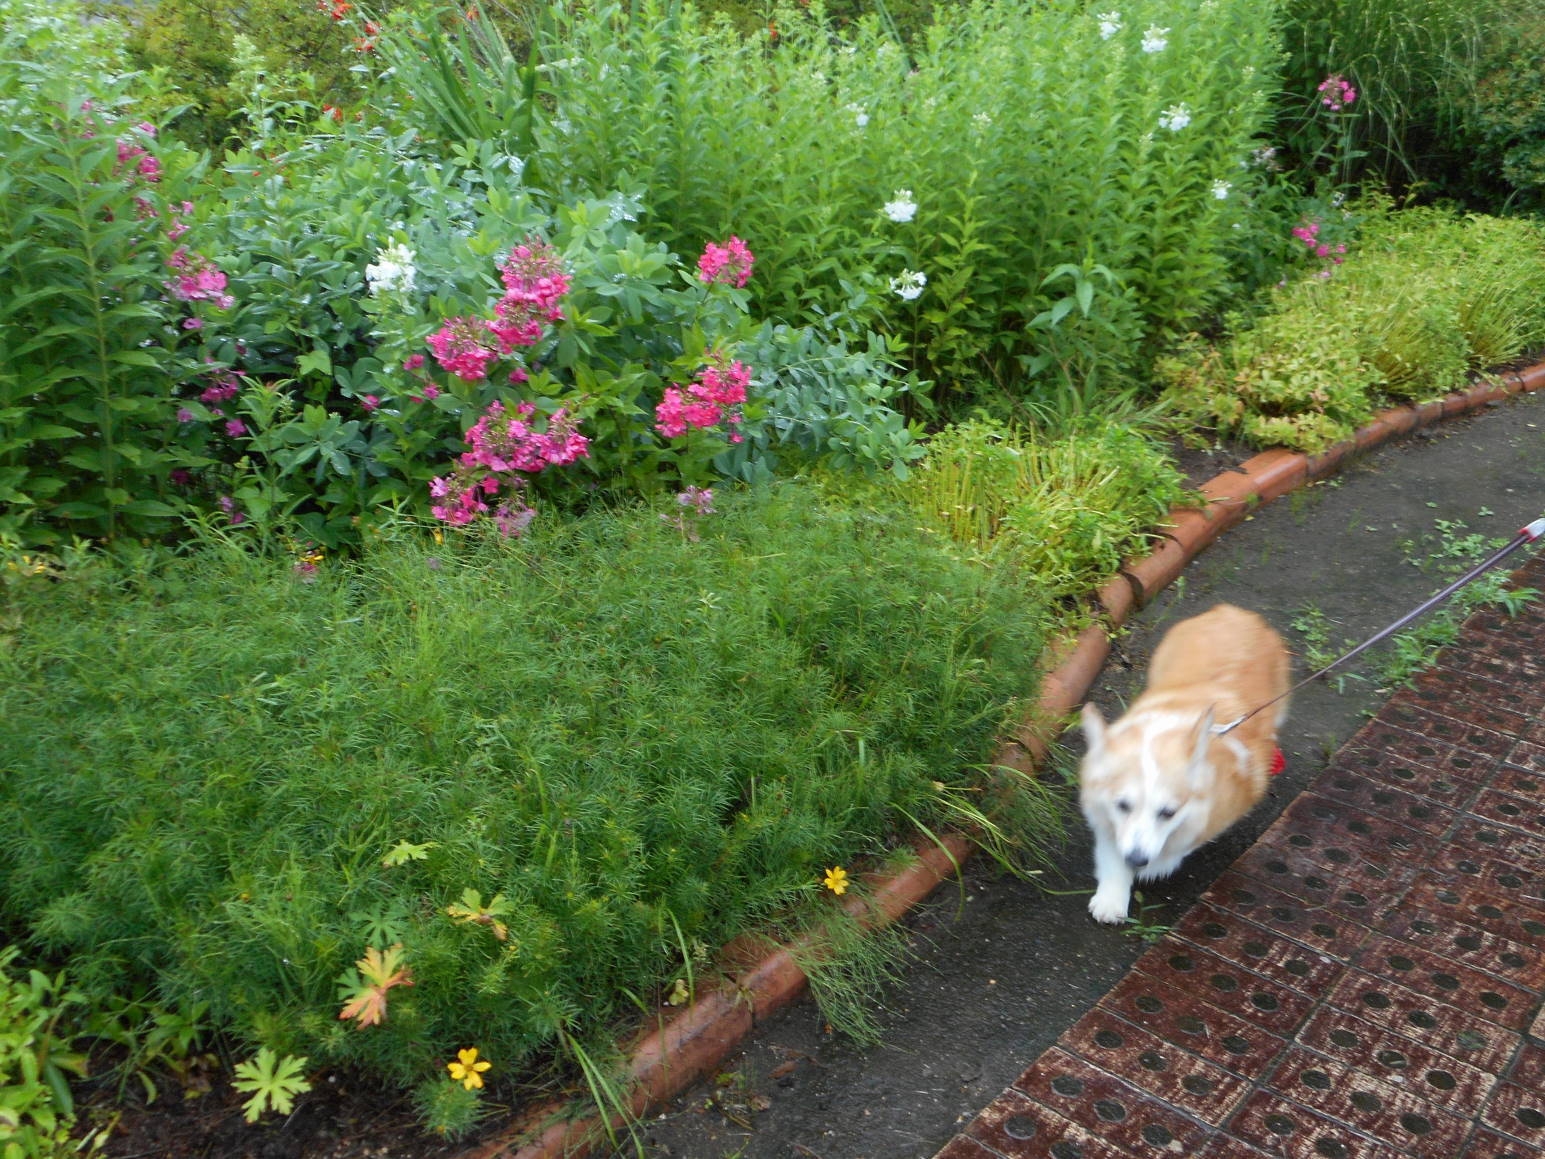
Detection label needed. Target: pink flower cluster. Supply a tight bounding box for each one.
[1290,219,1347,267]
[424,239,570,382]
[166,247,234,309]
[427,317,499,382]
[429,401,589,531]
[655,352,750,442]
[697,236,755,288]
[115,122,161,184]
[1317,74,1357,112]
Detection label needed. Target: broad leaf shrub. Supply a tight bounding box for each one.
[1460,8,1545,211]
[0,483,1058,1095]
[0,948,94,1159]
[374,0,1284,404]
[900,419,1188,601]
[1159,203,1545,451]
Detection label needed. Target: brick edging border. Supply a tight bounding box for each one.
[460,359,1545,1159]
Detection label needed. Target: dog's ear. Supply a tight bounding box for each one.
[1187,705,1216,786]
[1080,702,1107,758]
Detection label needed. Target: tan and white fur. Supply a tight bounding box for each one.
[1078,604,1291,924]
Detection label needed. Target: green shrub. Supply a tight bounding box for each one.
[0,949,92,1159]
[1461,8,1545,210]
[900,417,1187,600]
[1276,0,1500,186]
[0,482,1057,1096]
[1160,203,1545,451]
[0,54,217,546]
[371,0,1283,407]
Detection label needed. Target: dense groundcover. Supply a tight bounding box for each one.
[0,483,1056,1089]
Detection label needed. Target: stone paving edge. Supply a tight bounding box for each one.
[455,358,1545,1159]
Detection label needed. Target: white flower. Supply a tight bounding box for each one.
[883,190,918,223]
[847,102,869,128]
[1141,25,1168,53]
[366,242,416,297]
[1158,103,1191,132]
[1096,11,1121,39]
[1211,179,1231,200]
[890,269,927,301]
[972,112,993,129]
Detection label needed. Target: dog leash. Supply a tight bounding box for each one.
[1212,515,1545,737]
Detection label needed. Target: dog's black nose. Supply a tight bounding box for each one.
[1125,851,1149,869]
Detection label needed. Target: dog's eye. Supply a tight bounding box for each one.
[1116,799,1132,813]
[1157,806,1177,820]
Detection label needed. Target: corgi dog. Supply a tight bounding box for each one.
[1078,603,1291,924]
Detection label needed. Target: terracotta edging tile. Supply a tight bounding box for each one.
[457,356,1545,1159]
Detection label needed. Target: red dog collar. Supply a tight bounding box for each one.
[1270,747,1286,776]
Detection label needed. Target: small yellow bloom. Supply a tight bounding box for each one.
[447,1047,491,1091]
[823,866,849,896]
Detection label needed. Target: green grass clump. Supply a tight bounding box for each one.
[901,417,1189,601]
[1159,203,1545,451]
[0,482,1057,1092]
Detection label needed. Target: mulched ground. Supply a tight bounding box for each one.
[933,555,1545,1159]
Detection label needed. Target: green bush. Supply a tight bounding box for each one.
[900,417,1188,600]
[1160,203,1545,450]
[1461,8,1545,210]
[0,949,92,1159]
[1276,0,1500,187]
[0,483,1058,1093]
[372,0,1283,406]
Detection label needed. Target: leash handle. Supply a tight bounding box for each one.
[1213,515,1544,736]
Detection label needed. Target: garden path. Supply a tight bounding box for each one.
[621,388,1545,1159]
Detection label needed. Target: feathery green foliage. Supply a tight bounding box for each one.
[0,483,1058,1091]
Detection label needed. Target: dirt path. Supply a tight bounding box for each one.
[621,389,1545,1159]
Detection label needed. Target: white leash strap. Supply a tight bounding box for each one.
[1213,515,1545,737]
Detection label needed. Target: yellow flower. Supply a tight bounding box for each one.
[447,1047,491,1091]
[823,866,849,896]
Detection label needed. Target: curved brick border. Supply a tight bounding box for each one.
[459,360,1545,1159]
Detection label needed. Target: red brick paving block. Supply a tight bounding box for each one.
[962,1088,1131,1159]
[1309,764,1470,831]
[1507,1041,1545,1089]
[1098,972,1291,1076]
[1341,720,1501,781]
[1265,1047,1470,1159]
[1382,697,1530,754]
[1228,1089,1408,1159]
[1467,786,1545,834]
[1128,938,1318,1038]
[1322,969,1519,1074]
[1458,1127,1542,1159]
[1402,877,1545,948]
[1199,872,1372,961]
[1165,906,1345,999]
[934,1134,1006,1159]
[1397,665,1543,725]
[1442,817,1545,874]
[1436,644,1545,688]
[1488,761,1542,798]
[1193,1135,1275,1159]
[1327,744,1488,810]
[1010,1049,1215,1158]
[1230,838,1411,927]
[1058,1008,1252,1127]
[1479,1082,1545,1153]
[1505,738,1544,771]
[1348,931,1538,1031]
[1295,1006,1498,1114]
[1376,905,1545,990]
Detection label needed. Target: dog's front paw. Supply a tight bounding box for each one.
[1088,890,1130,924]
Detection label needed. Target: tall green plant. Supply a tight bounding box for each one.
[0,62,209,545]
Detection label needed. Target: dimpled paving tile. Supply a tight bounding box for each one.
[929,556,1545,1159]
